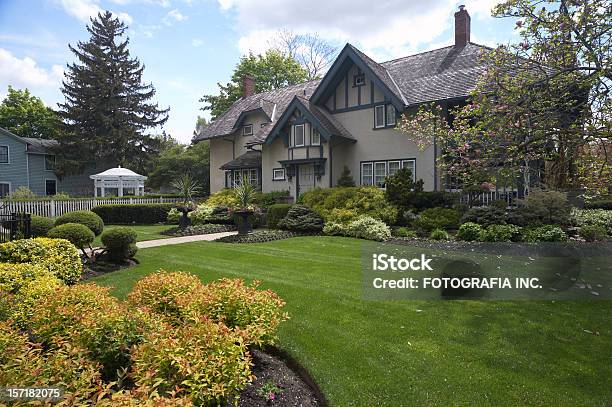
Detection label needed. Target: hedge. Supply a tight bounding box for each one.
[92,203,174,224]
[267,204,292,229]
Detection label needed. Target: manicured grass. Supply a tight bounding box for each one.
[90,236,612,406]
[93,224,171,246]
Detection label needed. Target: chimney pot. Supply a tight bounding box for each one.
[454,5,471,47]
[242,75,255,98]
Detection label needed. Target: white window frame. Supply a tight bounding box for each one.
[361,162,373,186]
[401,160,416,181]
[354,74,365,86]
[0,145,9,164]
[388,160,401,177]
[374,161,387,188]
[45,179,57,196]
[386,104,396,126]
[0,182,10,198]
[311,129,321,146]
[272,168,286,181]
[294,124,305,147]
[374,105,385,128]
[242,124,253,136]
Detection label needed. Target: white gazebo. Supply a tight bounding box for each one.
[90,166,147,197]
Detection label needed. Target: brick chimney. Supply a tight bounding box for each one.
[242,75,255,98]
[454,5,471,47]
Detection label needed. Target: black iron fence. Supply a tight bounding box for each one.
[0,213,32,242]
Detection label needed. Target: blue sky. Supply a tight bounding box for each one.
[0,0,518,144]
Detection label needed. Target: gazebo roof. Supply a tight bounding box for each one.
[90,166,147,180]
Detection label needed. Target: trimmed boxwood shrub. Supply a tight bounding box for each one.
[413,208,460,234]
[216,230,301,243]
[579,225,607,242]
[92,203,174,225]
[277,205,324,232]
[480,224,522,242]
[457,222,482,241]
[162,224,236,237]
[55,210,104,236]
[30,215,55,237]
[101,227,138,262]
[47,223,95,252]
[267,204,292,229]
[523,225,568,242]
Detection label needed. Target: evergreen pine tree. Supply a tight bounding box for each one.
[336,165,355,187]
[57,11,169,174]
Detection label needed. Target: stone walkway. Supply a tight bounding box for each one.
[136,231,237,249]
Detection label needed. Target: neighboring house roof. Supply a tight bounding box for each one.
[219,150,262,170]
[195,80,321,142]
[22,137,58,154]
[194,42,490,143]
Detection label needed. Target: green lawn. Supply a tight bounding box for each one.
[89,236,612,406]
[93,224,171,246]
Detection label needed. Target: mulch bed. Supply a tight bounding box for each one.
[216,230,321,244]
[161,224,237,237]
[80,257,138,280]
[227,347,325,407]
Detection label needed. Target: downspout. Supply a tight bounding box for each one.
[329,140,333,187]
[25,145,30,189]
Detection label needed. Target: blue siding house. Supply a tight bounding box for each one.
[0,127,92,198]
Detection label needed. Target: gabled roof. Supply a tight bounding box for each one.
[265,96,354,145]
[0,127,58,154]
[219,150,262,170]
[194,80,320,142]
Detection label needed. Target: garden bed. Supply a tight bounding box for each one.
[162,224,237,236]
[216,230,320,243]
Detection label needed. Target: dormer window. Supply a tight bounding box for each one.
[293,124,305,147]
[353,73,365,87]
[242,124,253,136]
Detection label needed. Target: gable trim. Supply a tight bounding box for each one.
[265,97,333,145]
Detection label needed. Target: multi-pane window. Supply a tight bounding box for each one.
[294,124,305,146]
[311,129,321,146]
[361,159,416,187]
[242,124,253,136]
[45,155,55,171]
[386,104,396,126]
[0,146,8,163]
[0,183,9,198]
[374,105,385,128]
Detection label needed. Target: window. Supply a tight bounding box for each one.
[273,168,285,181]
[228,168,259,188]
[388,160,401,177]
[242,124,253,136]
[353,73,365,86]
[386,104,396,126]
[311,129,321,146]
[45,179,57,196]
[374,162,387,188]
[374,105,385,128]
[402,160,416,180]
[45,155,55,171]
[294,124,305,146]
[0,146,8,164]
[249,169,258,186]
[0,183,9,198]
[361,162,373,186]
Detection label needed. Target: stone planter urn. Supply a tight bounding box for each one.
[176,204,196,230]
[234,210,253,235]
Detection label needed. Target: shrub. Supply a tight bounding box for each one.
[131,318,252,405]
[570,208,612,235]
[413,208,460,234]
[254,190,290,208]
[206,189,239,208]
[323,221,347,236]
[579,225,607,242]
[127,271,204,325]
[346,217,391,241]
[100,227,138,262]
[336,165,355,187]
[30,215,55,237]
[518,189,570,225]
[47,223,95,252]
[166,207,181,224]
[0,262,54,294]
[585,198,612,210]
[385,167,423,207]
[9,273,63,327]
[55,210,104,236]
[92,203,174,224]
[0,238,82,285]
[429,228,450,240]
[27,283,150,380]
[393,227,417,238]
[277,205,324,232]
[207,206,234,224]
[0,321,102,402]
[162,224,236,237]
[461,206,507,226]
[267,204,292,229]
[9,186,37,200]
[189,203,215,224]
[457,222,482,241]
[480,224,522,242]
[523,225,568,242]
[216,230,300,243]
[300,187,397,224]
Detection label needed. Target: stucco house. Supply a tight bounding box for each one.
[0,127,92,198]
[194,6,487,201]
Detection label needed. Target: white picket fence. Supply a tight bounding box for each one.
[1,197,184,218]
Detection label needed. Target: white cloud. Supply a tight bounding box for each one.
[219,0,496,60]
[192,38,204,47]
[55,0,133,25]
[0,48,64,89]
[163,9,188,25]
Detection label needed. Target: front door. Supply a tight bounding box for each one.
[298,164,315,196]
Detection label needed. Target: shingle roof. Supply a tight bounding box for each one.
[195,80,321,142]
[195,42,491,143]
[219,150,262,170]
[22,137,58,154]
[297,97,353,141]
